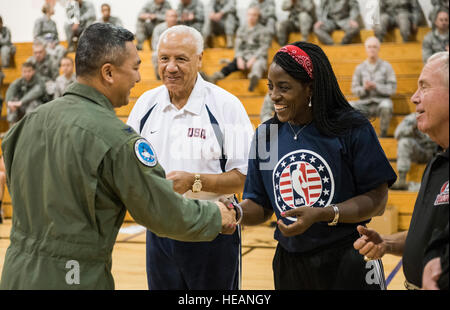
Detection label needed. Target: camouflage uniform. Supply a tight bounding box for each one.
[260,93,274,123]
[391,113,437,190]
[314,0,360,45]
[422,29,449,63]
[5,74,46,125]
[278,0,315,44]
[249,0,277,36]
[374,0,422,42]
[27,54,59,101]
[0,25,16,68]
[429,0,449,25]
[212,23,271,91]
[53,73,76,98]
[136,0,172,50]
[177,0,205,33]
[203,0,239,48]
[350,58,397,137]
[64,0,96,50]
[33,15,67,68]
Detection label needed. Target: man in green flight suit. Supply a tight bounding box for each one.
[0,23,237,290]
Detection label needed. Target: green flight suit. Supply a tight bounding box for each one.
[0,82,222,290]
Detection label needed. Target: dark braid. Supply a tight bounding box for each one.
[269,41,368,137]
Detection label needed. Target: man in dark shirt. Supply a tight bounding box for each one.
[353,51,449,290]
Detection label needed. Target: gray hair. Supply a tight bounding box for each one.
[157,25,204,55]
[427,51,449,88]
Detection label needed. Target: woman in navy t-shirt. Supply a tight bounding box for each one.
[239,42,397,290]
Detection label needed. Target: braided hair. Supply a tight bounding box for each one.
[268,41,368,137]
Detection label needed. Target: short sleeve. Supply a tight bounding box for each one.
[242,130,272,210]
[348,124,397,194]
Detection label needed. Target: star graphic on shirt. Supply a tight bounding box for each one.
[277,196,281,202]
[318,199,325,206]
[276,171,280,178]
[323,189,330,196]
[281,161,287,168]
[300,153,306,160]
[289,155,296,162]
[309,156,317,164]
[318,164,325,172]
[275,184,279,190]
[323,176,330,184]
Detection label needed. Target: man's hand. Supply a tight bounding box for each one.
[364,80,376,91]
[349,20,359,29]
[216,200,236,234]
[422,257,442,290]
[246,57,257,70]
[72,23,80,32]
[166,171,194,194]
[353,225,386,260]
[314,21,323,30]
[277,206,321,237]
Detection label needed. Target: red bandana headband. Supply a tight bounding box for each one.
[278,45,314,79]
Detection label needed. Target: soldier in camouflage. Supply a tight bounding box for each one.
[209,6,271,92]
[136,0,172,51]
[278,0,315,44]
[373,0,422,43]
[176,0,204,33]
[249,0,277,37]
[391,113,438,190]
[313,0,360,45]
[351,37,397,137]
[97,3,123,27]
[203,0,239,48]
[429,0,449,26]
[5,62,46,126]
[64,0,96,52]
[0,16,16,68]
[423,10,449,63]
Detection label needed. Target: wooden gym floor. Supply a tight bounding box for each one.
[0,219,406,290]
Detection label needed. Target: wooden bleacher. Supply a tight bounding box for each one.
[1,28,430,231]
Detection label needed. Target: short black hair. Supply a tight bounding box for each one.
[22,61,36,70]
[75,23,135,77]
[271,41,368,137]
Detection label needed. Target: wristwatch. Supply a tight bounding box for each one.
[192,174,202,193]
[328,204,339,226]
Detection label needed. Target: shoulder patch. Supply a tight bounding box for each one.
[134,139,158,167]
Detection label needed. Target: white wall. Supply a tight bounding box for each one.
[0,0,433,43]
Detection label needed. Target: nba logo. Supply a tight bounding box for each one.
[273,150,334,222]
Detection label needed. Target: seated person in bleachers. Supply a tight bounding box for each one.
[0,16,16,68]
[54,57,76,98]
[350,37,397,137]
[260,93,274,123]
[34,4,67,70]
[209,6,271,92]
[391,113,438,190]
[176,0,204,33]
[97,3,123,27]
[373,0,422,43]
[64,0,96,52]
[152,9,178,80]
[203,0,239,48]
[423,10,449,63]
[136,0,172,51]
[5,62,46,127]
[278,0,315,44]
[429,0,449,26]
[0,68,4,108]
[27,40,59,100]
[0,156,5,224]
[313,0,360,45]
[249,0,277,37]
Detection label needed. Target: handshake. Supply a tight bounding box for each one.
[215,198,243,235]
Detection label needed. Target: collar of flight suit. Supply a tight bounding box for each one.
[63,82,115,112]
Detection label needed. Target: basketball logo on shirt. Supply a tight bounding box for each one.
[273,150,334,222]
[434,181,449,206]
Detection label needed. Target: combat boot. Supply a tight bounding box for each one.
[208,71,225,84]
[391,171,408,190]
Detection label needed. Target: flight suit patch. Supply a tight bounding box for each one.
[134,139,158,167]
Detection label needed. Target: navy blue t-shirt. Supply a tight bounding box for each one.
[243,121,397,253]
